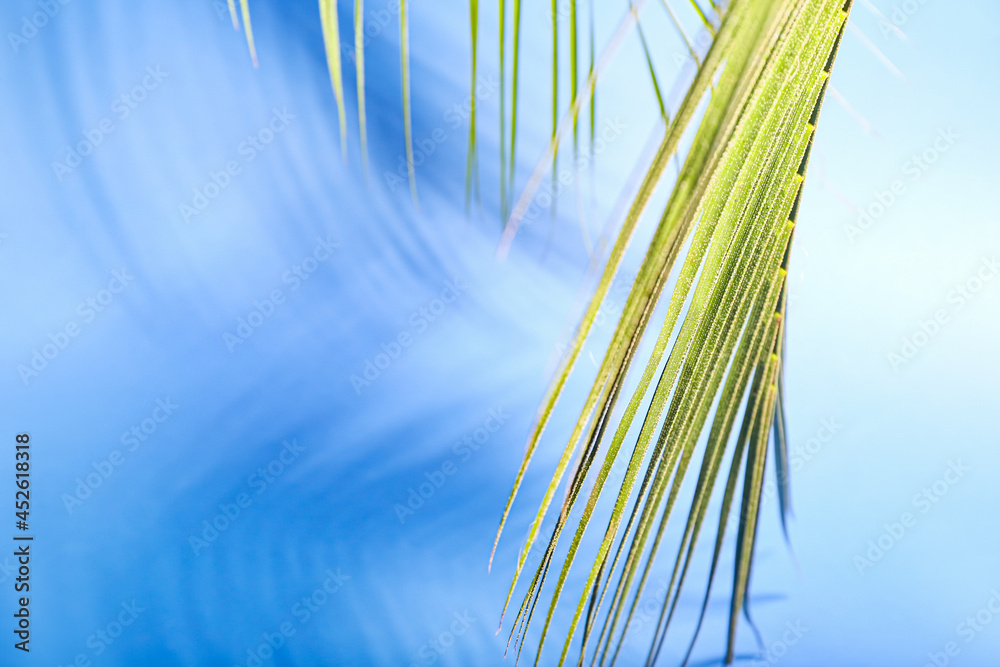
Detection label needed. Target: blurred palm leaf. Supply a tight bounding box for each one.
[231,1,416,196]
[318,0,348,161]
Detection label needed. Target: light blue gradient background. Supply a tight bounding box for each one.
[0,0,997,665]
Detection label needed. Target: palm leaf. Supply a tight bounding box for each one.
[466,0,480,208]
[588,0,596,151]
[500,0,508,218]
[509,0,523,204]
[493,0,853,664]
[631,0,668,121]
[355,0,369,175]
[239,0,258,67]
[319,0,348,160]
[687,0,716,34]
[661,0,699,64]
[570,0,579,146]
[399,0,419,207]
[550,0,559,202]
[226,0,239,30]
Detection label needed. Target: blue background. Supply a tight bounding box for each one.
[0,0,998,665]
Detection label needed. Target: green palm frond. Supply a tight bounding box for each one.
[662,0,699,64]
[399,0,419,208]
[354,0,369,175]
[550,0,559,204]
[492,0,853,664]
[466,0,480,209]
[631,0,668,122]
[509,0,523,210]
[497,3,654,257]
[226,0,239,31]
[319,0,347,160]
[688,0,717,35]
[500,0,508,218]
[236,0,258,67]
[570,0,579,147]
[588,0,596,151]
